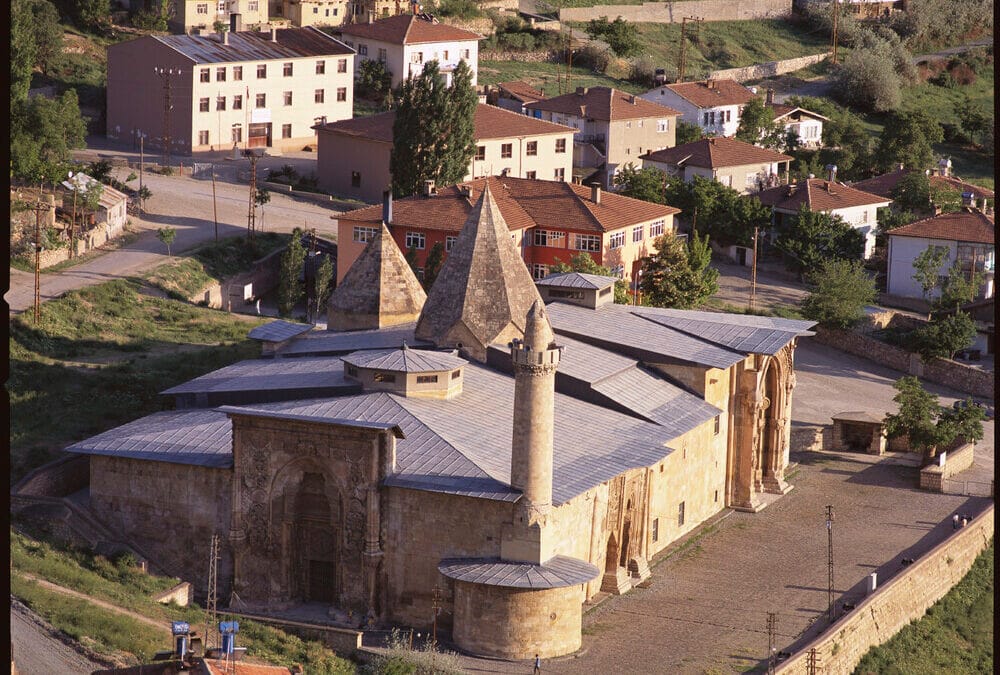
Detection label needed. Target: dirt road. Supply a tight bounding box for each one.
[10,601,105,675]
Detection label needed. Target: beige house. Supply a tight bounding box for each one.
[333,12,482,89]
[277,0,352,26]
[171,0,268,35]
[640,137,792,195]
[641,79,756,138]
[314,104,575,202]
[107,27,355,155]
[525,87,681,189]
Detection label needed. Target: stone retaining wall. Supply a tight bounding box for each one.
[919,441,975,492]
[480,49,558,62]
[13,454,90,498]
[560,0,791,23]
[776,505,994,675]
[790,425,827,452]
[153,581,193,606]
[708,52,830,83]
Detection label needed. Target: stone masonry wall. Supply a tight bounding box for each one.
[919,441,975,491]
[776,505,994,675]
[560,0,791,23]
[708,52,830,82]
[13,454,90,498]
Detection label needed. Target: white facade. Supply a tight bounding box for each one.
[641,88,742,137]
[783,117,823,148]
[887,235,996,299]
[341,36,478,88]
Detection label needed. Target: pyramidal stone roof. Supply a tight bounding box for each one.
[415,184,543,361]
[327,223,427,331]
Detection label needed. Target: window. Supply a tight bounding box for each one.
[441,50,449,60]
[678,501,685,527]
[525,171,536,180]
[216,67,226,81]
[338,58,348,73]
[346,365,358,377]
[405,232,425,250]
[199,97,210,112]
[632,224,644,242]
[216,96,226,111]
[255,93,266,108]
[657,119,669,133]
[417,375,438,384]
[233,94,243,110]
[554,167,565,180]
[351,171,361,188]
[233,66,243,81]
[862,210,869,224]
[313,6,318,12]
[445,236,457,252]
[200,68,210,82]
[703,112,709,125]
[196,3,208,14]
[198,130,209,145]
[638,119,643,127]
[336,87,347,102]
[715,490,719,503]
[316,60,326,74]
[325,8,329,16]
[247,0,258,9]
[452,369,461,380]
[281,124,292,139]
[652,518,659,543]
[625,121,631,129]
[411,51,423,64]
[501,143,512,159]
[283,62,293,77]
[378,48,387,63]
[314,89,325,103]
[555,138,566,153]
[531,263,549,280]
[232,126,242,143]
[714,415,720,435]
[460,49,470,59]
[610,264,624,278]
[257,64,267,78]
[475,145,486,161]
[353,226,377,242]
[526,141,537,156]
[373,372,396,383]
[650,219,665,237]
[283,91,292,106]
[359,44,368,56]
[725,110,732,123]
[533,230,564,247]
[574,234,600,252]
[609,231,626,249]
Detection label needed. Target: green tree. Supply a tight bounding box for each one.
[11,90,88,183]
[550,252,631,304]
[910,312,977,360]
[911,245,949,302]
[585,16,641,57]
[876,110,944,173]
[613,164,666,204]
[774,205,864,277]
[876,207,915,236]
[55,0,110,31]
[356,59,393,104]
[25,0,63,76]
[80,180,104,232]
[785,96,876,180]
[156,227,176,256]
[390,60,477,197]
[801,258,877,329]
[936,262,982,312]
[890,172,932,214]
[422,241,445,290]
[734,97,784,149]
[833,40,902,112]
[11,0,38,104]
[278,229,307,317]
[638,233,718,309]
[664,175,769,247]
[675,120,704,145]
[254,189,271,230]
[313,254,334,322]
[960,101,993,148]
[883,376,984,464]
[928,183,963,214]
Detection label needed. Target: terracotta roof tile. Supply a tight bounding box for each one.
[526,87,680,121]
[756,178,891,212]
[315,104,574,142]
[336,177,679,235]
[337,14,481,45]
[497,80,545,103]
[851,169,995,201]
[887,210,994,244]
[663,79,756,108]
[641,136,792,169]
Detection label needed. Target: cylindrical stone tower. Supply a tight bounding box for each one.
[509,300,561,525]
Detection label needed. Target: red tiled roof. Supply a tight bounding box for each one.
[756,178,891,212]
[887,210,995,244]
[497,80,545,103]
[316,104,574,142]
[526,87,680,121]
[337,14,481,45]
[664,79,755,108]
[641,136,792,169]
[337,176,679,234]
[851,169,995,201]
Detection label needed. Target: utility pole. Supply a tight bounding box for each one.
[27,197,51,324]
[153,67,181,168]
[246,150,259,241]
[211,165,219,242]
[69,172,78,259]
[204,534,220,652]
[831,0,839,65]
[139,136,145,214]
[677,17,702,83]
[749,226,759,311]
[766,612,777,675]
[826,505,835,624]
[431,586,442,647]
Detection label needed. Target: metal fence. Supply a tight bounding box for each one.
[943,478,994,497]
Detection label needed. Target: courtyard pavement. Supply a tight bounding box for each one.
[434,340,994,674]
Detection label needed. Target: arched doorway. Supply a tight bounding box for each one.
[756,358,787,494]
[293,472,340,603]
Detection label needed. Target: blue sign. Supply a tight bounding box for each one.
[171,621,190,635]
[219,621,240,634]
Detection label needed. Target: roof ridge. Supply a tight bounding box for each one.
[627,309,745,357]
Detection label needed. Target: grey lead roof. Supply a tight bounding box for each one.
[152,27,354,64]
[591,366,721,435]
[342,346,467,373]
[631,307,815,356]
[536,272,617,290]
[274,324,433,356]
[161,356,349,395]
[248,320,314,343]
[438,556,600,588]
[551,334,638,383]
[218,406,405,437]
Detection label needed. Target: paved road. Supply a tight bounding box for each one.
[11,601,104,675]
[711,258,808,311]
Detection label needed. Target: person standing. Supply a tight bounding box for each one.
[533,654,541,674]
[952,514,960,530]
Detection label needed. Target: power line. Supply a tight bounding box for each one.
[153,67,181,167]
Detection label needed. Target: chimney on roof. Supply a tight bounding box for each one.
[765,88,774,105]
[230,13,242,33]
[576,86,588,96]
[270,26,277,42]
[422,179,437,196]
[382,190,393,224]
[706,79,715,90]
[629,94,636,104]
[826,164,837,182]
[897,162,905,171]
[591,184,601,204]
[222,28,229,45]
[412,1,421,15]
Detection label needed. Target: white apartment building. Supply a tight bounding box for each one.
[171,1,268,34]
[642,79,756,138]
[107,27,355,155]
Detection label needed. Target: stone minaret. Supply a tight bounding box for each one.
[502,300,561,564]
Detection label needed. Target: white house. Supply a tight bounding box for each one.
[755,177,892,259]
[886,209,995,300]
[764,89,827,149]
[333,12,481,89]
[61,173,129,234]
[640,136,792,195]
[641,79,755,138]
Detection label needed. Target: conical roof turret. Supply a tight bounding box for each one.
[522,300,554,352]
[415,181,543,361]
[327,223,427,330]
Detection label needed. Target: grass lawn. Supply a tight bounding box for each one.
[478,59,645,95]
[853,542,994,675]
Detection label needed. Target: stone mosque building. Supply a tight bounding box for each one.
[65,182,815,659]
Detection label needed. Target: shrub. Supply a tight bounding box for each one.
[576,43,612,73]
[629,56,656,88]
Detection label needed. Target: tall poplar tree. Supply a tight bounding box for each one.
[390,60,477,197]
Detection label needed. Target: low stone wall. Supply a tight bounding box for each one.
[480,49,558,62]
[922,358,993,401]
[790,425,827,452]
[438,16,494,36]
[560,0,791,23]
[776,505,994,675]
[227,612,363,655]
[708,52,830,82]
[919,441,975,492]
[195,246,284,310]
[153,581,193,607]
[13,454,90,498]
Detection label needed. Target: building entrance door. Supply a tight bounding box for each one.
[248,123,271,148]
[308,560,337,603]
